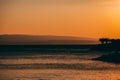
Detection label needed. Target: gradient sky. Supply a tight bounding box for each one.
[0,0,120,38]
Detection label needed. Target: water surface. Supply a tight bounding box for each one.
[0,52,120,80]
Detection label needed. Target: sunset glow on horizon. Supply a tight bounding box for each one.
[0,0,120,38]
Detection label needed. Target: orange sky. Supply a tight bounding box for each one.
[0,0,120,38]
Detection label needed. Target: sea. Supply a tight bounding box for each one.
[0,47,120,80]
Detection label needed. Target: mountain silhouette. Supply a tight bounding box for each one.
[0,34,98,45]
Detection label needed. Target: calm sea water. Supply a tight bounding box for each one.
[0,51,120,80]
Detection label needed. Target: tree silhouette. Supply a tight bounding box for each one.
[99,38,110,44]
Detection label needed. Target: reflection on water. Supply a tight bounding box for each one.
[0,70,120,80]
[0,52,120,80]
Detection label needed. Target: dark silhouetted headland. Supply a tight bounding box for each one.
[92,38,120,51]
[93,52,120,64]
[93,38,120,64]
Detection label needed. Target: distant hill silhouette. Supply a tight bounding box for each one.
[0,34,98,45]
